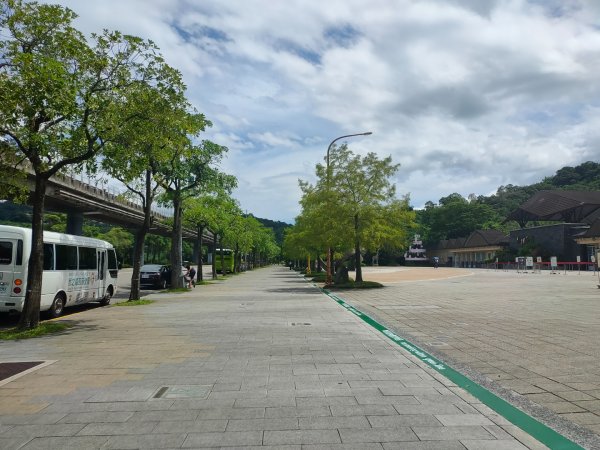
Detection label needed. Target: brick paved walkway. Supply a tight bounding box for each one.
[0,266,552,449]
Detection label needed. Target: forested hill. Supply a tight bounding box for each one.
[254,217,292,246]
[418,161,600,246]
[479,161,600,218]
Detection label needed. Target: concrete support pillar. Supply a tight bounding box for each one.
[192,238,200,264]
[66,212,84,235]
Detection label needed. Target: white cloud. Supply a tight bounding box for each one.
[41,0,600,222]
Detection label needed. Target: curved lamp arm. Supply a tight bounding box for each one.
[326,132,372,168]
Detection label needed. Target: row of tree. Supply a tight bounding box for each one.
[0,0,279,330]
[283,144,415,284]
[183,194,280,282]
[0,202,282,270]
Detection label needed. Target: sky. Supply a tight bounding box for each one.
[42,0,600,223]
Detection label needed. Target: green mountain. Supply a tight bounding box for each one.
[254,217,292,246]
[480,160,600,218]
[418,160,600,246]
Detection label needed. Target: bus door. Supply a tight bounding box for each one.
[94,249,106,300]
[96,249,106,299]
[0,238,20,302]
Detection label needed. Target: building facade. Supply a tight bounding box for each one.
[429,230,508,267]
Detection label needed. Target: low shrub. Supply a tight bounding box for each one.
[326,280,384,290]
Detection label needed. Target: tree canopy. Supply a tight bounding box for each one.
[287,144,415,283]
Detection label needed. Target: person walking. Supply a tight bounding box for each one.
[187,265,197,288]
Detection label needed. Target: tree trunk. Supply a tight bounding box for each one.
[212,233,218,279]
[197,225,204,282]
[129,228,146,301]
[354,213,363,283]
[18,175,47,330]
[170,192,184,288]
[234,244,240,273]
[130,170,153,300]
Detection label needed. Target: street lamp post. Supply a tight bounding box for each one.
[325,132,372,285]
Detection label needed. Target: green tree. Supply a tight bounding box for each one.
[297,144,414,283]
[204,194,241,279]
[183,194,218,282]
[97,227,134,267]
[250,218,280,267]
[157,131,236,288]
[223,214,254,273]
[0,0,159,329]
[327,145,408,282]
[223,215,279,272]
[419,193,502,245]
[102,61,190,300]
[144,234,169,263]
[283,206,329,272]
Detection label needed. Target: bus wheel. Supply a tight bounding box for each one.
[99,288,112,306]
[48,294,65,318]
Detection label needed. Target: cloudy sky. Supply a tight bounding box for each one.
[44,0,600,223]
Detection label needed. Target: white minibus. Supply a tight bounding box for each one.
[0,225,119,317]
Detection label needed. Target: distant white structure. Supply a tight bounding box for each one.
[405,234,428,262]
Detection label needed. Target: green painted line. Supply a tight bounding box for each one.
[322,288,583,450]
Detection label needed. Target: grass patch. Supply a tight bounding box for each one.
[306,272,327,282]
[0,322,73,340]
[325,280,384,290]
[115,299,155,306]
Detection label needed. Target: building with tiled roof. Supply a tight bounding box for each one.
[506,190,600,225]
[429,230,508,267]
[428,190,600,267]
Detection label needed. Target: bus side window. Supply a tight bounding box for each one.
[107,249,118,277]
[56,245,78,270]
[78,247,97,270]
[43,243,55,270]
[16,240,23,265]
[98,251,105,280]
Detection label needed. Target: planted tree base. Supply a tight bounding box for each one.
[116,300,155,306]
[324,280,384,290]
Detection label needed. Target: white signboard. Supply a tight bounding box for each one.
[592,256,596,263]
[576,256,581,263]
[536,256,542,263]
[526,257,534,268]
[550,256,558,269]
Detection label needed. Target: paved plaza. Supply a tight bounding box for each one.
[343,266,600,448]
[0,265,596,448]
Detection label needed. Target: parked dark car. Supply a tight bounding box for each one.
[140,264,188,289]
[140,264,171,289]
